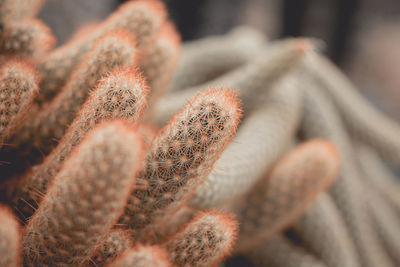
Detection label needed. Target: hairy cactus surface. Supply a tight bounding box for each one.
[23,121,144,266]
[120,88,241,236]
[11,29,137,156]
[0,60,38,144]
[0,205,20,267]
[0,1,399,266]
[164,210,238,267]
[9,67,148,219]
[0,18,55,59]
[89,229,134,267]
[235,139,339,252]
[108,245,171,267]
[191,76,303,208]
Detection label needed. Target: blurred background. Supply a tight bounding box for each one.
[38,0,400,124]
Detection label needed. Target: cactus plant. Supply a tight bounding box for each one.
[0,60,38,144]
[8,67,148,219]
[0,205,20,267]
[23,121,144,266]
[235,139,340,252]
[163,210,238,267]
[119,88,242,237]
[107,245,171,267]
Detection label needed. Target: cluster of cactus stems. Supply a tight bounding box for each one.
[0,0,399,266]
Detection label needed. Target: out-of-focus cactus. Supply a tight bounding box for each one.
[120,88,241,237]
[0,205,20,267]
[164,210,238,267]
[235,139,339,252]
[0,60,38,144]
[296,194,361,267]
[107,245,171,267]
[36,0,166,105]
[23,121,144,266]
[191,76,303,208]
[248,235,327,267]
[0,18,55,59]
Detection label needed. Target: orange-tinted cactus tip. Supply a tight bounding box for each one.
[198,88,242,126]
[296,38,316,54]
[108,245,171,267]
[160,20,181,46]
[1,59,39,82]
[98,28,137,54]
[0,205,20,267]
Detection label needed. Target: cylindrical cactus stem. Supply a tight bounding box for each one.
[163,210,238,267]
[0,18,55,59]
[0,205,20,267]
[11,29,137,156]
[23,121,144,266]
[153,38,313,125]
[119,88,241,237]
[0,0,45,24]
[142,206,195,244]
[295,193,361,267]
[0,60,38,144]
[36,0,166,105]
[107,245,171,267]
[140,20,181,112]
[355,144,400,211]
[191,76,303,208]
[301,76,395,267]
[89,229,134,267]
[168,26,267,92]
[235,139,339,252]
[304,51,400,166]
[8,68,148,220]
[247,235,328,267]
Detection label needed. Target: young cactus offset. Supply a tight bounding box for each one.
[9,68,148,219]
[23,122,144,266]
[119,88,242,237]
[236,139,340,252]
[0,60,38,144]
[107,245,171,267]
[163,210,238,267]
[0,205,20,267]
